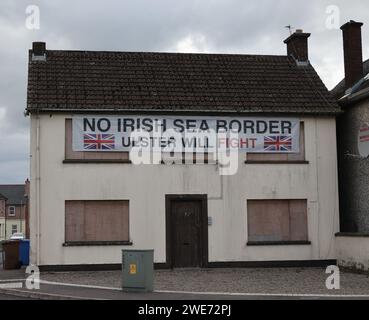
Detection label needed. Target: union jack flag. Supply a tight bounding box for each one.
[264,135,292,152]
[83,133,115,150]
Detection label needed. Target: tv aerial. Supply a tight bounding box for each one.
[285,25,294,35]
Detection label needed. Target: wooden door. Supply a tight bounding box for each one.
[171,200,202,268]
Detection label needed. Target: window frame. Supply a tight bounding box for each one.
[64,200,132,246]
[245,121,307,164]
[8,206,16,217]
[11,224,17,234]
[246,199,310,246]
[64,119,131,163]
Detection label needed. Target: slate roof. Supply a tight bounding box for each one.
[331,59,369,99]
[27,50,340,115]
[0,185,26,205]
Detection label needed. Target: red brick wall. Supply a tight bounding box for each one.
[5,205,25,219]
[0,199,5,218]
[341,21,364,89]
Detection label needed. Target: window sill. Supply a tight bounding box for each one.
[159,160,216,165]
[247,241,311,246]
[63,159,132,164]
[63,241,133,247]
[245,160,309,164]
[335,232,369,238]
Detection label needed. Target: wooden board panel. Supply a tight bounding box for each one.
[247,199,308,242]
[247,122,305,162]
[289,199,308,241]
[65,119,129,160]
[288,122,305,161]
[65,200,85,242]
[84,200,129,241]
[247,200,290,242]
[65,200,129,242]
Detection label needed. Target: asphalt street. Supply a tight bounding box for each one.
[0,293,34,300]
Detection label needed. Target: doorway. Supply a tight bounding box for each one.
[166,195,208,268]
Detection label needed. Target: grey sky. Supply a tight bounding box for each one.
[0,0,368,183]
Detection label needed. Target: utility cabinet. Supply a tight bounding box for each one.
[122,249,154,292]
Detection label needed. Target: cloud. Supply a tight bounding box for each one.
[0,0,369,183]
[171,33,211,53]
[0,107,6,128]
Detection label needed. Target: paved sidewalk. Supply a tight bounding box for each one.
[41,267,369,295]
[1,267,369,300]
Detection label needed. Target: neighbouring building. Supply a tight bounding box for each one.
[332,20,369,272]
[0,193,7,240]
[27,29,341,270]
[332,21,369,233]
[0,181,30,240]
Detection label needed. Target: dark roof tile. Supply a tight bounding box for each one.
[0,185,26,205]
[331,59,369,99]
[27,50,340,114]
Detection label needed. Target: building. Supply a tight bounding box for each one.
[0,182,29,240]
[0,193,7,240]
[332,21,369,233]
[331,21,369,271]
[27,30,341,270]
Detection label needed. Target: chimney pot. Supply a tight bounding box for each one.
[340,20,364,89]
[284,31,311,63]
[32,42,46,55]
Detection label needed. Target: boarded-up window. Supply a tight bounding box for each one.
[65,119,130,161]
[246,122,305,162]
[65,200,129,242]
[247,199,308,243]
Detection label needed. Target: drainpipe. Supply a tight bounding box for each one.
[4,203,6,240]
[35,114,41,266]
[20,200,23,233]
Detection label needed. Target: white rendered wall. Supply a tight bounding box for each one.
[29,114,339,266]
[336,236,369,271]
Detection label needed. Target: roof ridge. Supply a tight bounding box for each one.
[33,49,288,59]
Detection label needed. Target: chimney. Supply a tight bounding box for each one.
[341,20,364,89]
[284,29,311,63]
[24,178,30,198]
[31,41,46,61]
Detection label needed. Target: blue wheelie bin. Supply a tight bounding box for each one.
[19,240,30,266]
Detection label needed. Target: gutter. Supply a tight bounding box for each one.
[24,107,343,116]
[339,86,369,106]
